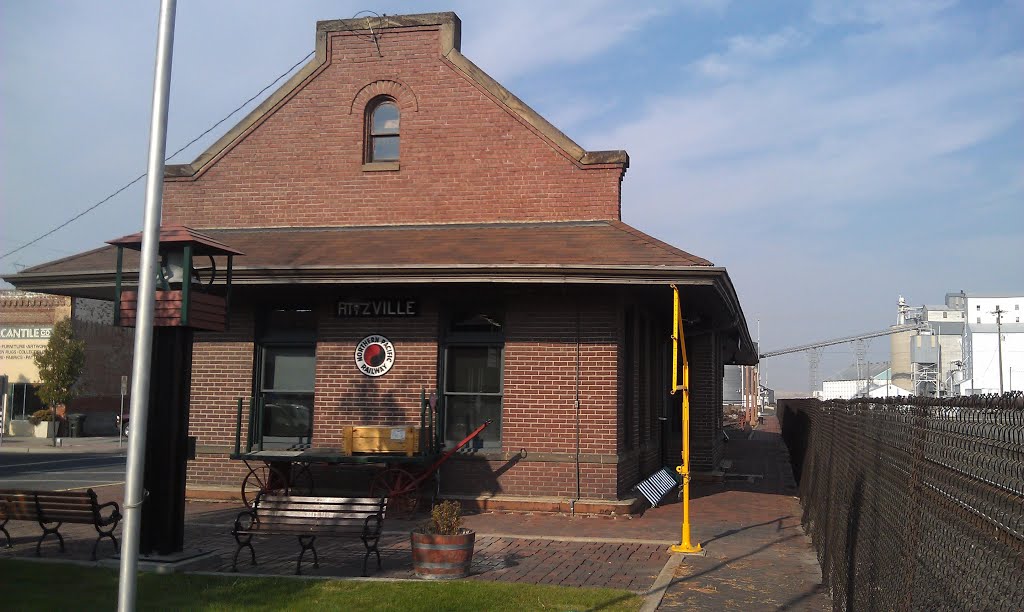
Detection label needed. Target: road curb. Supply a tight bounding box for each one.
[641,553,683,612]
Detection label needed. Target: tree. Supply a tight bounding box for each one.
[33,318,85,442]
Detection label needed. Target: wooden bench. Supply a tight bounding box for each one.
[0,489,122,560]
[232,495,387,575]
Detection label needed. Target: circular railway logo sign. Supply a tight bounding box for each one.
[355,334,395,377]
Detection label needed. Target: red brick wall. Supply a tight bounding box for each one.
[186,308,256,450]
[183,290,631,501]
[615,305,672,497]
[162,26,623,228]
[70,320,134,401]
[446,294,618,499]
[0,293,71,325]
[188,454,251,488]
[313,301,439,444]
[502,295,617,457]
[688,332,724,471]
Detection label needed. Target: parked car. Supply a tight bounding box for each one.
[115,411,130,437]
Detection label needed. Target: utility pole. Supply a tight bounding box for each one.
[992,306,1005,394]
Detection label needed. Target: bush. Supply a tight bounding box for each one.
[33,318,85,410]
[29,409,58,426]
[422,500,463,535]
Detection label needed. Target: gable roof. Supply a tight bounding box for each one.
[164,12,627,181]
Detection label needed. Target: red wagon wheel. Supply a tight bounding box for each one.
[241,464,288,508]
[241,463,315,508]
[371,467,420,519]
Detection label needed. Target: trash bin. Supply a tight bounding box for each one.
[67,413,86,438]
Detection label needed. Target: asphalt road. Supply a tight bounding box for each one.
[0,452,126,491]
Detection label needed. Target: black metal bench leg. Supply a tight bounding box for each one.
[361,534,381,576]
[232,535,256,572]
[36,522,64,556]
[92,522,120,561]
[0,519,10,548]
[91,532,119,561]
[296,535,317,575]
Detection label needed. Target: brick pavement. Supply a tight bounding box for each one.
[0,508,666,593]
[0,415,831,609]
[656,415,831,611]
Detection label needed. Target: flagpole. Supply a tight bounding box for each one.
[117,1,176,609]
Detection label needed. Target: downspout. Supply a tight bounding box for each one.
[571,302,582,516]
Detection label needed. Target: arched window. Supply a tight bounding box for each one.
[366,98,399,162]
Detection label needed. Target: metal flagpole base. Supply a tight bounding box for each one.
[670,543,706,556]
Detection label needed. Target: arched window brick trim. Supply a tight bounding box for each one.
[349,79,418,115]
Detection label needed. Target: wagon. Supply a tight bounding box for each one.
[229,389,489,517]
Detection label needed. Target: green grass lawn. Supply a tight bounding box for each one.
[0,559,642,611]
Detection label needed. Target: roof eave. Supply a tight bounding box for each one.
[3,264,757,363]
[3,264,725,299]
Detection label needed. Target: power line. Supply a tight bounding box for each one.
[0,50,315,263]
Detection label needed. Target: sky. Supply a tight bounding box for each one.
[1,0,1022,392]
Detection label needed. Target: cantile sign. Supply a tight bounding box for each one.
[0,326,52,383]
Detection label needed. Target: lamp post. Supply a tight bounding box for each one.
[110,225,242,558]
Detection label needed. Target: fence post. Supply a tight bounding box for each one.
[900,402,927,610]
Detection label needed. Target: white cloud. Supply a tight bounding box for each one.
[602,46,1023,224]
[456,0,724,81]
[810,0,957,26]
[693,28,807,80]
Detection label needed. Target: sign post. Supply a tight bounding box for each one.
[119,375,128,448]
[0,375,7,448]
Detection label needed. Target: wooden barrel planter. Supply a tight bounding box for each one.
[410,529,476,579]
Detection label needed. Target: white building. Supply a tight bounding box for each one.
[822,362,891,400]
[891,294,965,396]
[958,294,1024,394]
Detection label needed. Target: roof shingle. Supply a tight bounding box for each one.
[22,221,712,276]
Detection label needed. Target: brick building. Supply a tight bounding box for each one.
[5,13,755,511]
[1,290,133,434]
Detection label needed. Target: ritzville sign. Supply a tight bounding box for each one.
[336,299,418,318]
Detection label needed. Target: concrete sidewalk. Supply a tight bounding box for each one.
[0,416,829,610]
[655,417,830,611]
[0,434,126,454]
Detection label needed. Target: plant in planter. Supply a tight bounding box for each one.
[28,409,57,426]
[410,500,475,579]
[28,409,61,438]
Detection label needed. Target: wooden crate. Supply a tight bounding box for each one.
[342,426,420,457]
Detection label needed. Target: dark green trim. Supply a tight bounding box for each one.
[233,397,243,456]
[181,245,193,326]
[225,255,234,331]
[114,247,123,325]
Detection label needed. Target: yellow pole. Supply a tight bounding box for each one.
[670,284,702,554]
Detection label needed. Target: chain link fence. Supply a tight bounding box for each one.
[780,393,1024,611]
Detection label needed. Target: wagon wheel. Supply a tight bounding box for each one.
[241,464,288,508]
[289,463,315,496]
[371,467,420,519]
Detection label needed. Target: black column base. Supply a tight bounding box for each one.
[140,326,193,556]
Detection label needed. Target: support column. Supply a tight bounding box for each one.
[688,331,723,473]
[140,326,193,555]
